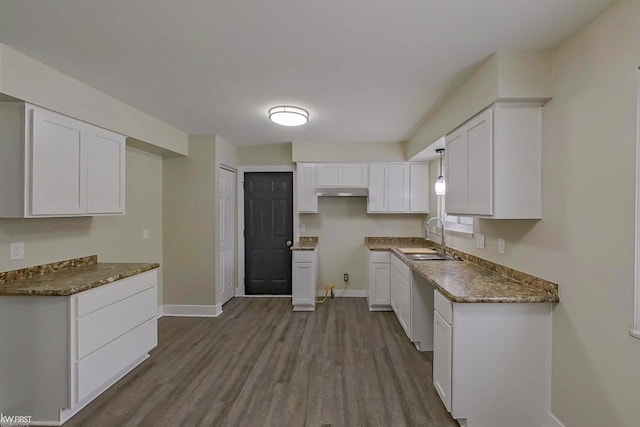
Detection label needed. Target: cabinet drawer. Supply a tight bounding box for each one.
[391,254,410,281]
[76,318,157,402]
[293,250,314,263]
[76,270,157,317]
[369,251,390,263]
[434,290,453,324]
[77,286,157,359]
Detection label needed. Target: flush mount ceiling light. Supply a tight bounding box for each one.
[435,148,446,196]
[268,105,309,127]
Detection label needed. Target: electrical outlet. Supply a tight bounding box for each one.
[343,273,349,282]
[475,234,485,249]
[10,242,24,260]
[142,228,150,240]
[299,223,306,232]
[497,238,506,255]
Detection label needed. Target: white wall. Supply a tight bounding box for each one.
[421,1,640,425]
[0,146,164,303]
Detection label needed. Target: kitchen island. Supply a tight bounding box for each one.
[0,255,159,426]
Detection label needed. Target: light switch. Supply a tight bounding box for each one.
[10,242,25,260]
[475,234,485,249]
[142,228,150,240]
[299,223,306,233]
[497,238,506,255]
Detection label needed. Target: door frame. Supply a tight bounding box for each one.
[237,166,298,296]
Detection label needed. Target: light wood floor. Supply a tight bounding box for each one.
[65,297,457,427]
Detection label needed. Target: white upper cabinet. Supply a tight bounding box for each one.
[387,163,410,212]
[0,102,126,217]
[296,163,318,213]
[316,163,368,187]
[30,107,87,215]
[445,103,542,219]
[409,163,429,213]
[86,127,126,214]
[367,162,429,214]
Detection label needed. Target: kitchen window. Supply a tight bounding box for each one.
[434,193,474,236]
[632,66,640,340]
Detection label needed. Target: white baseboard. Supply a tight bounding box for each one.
[316,289,366,298]
[159,304,223,318]
[545,411,566,427]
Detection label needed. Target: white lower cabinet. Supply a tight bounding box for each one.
[0,269,158,425]
[433,289,552,427]
[367,250,391,310]
[292,248,318,311]
[433,303,453,412]
[390,253,433,351]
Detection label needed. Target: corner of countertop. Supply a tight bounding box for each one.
[291,236,319,250]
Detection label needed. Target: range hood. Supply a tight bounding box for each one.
[316,187,369,197]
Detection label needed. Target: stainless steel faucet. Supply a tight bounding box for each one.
[425,217,446,255]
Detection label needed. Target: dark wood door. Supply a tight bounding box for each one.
[244,172,294,295]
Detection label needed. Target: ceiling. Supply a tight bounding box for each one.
[0,0,616,146]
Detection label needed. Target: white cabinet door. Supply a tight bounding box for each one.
[387,163,409,212]
[317,163,368,187]
[341,163,368,187]
[316,163,342,187]
[409,163,429,213]
[433,310,453,412]
[390,264,400,314]
[297,163,317,213]
[86,128,125,214]
[367,164,387,212]
[398,274,411,336]
[292,262,315,306]
[445,127,467,215]
[466,109,493,215]
[369,262,390,306]
[30,108,86,215]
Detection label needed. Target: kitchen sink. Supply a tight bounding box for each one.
[398,247,438,254]
[406,253,457,261]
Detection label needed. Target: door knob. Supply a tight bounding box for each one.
[286,240,293,247]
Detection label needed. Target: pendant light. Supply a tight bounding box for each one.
[435,148,446,196]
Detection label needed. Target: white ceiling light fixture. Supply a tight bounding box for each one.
[435,148,446,196]
[268,105,309,127]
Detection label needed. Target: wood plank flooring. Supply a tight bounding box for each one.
[65,297,457,427]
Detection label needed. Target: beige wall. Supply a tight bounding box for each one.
[163,135,216,305]
[163,134,239,306]
[302,197,423,291]
[422,1,640,425]
[406,51,553,159]
[0,146,164,302]
[293,141,406,162]
[237,143,292,166]
[0,44,188,155]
